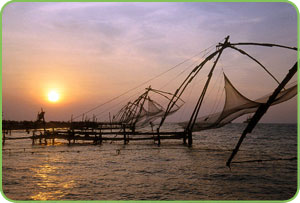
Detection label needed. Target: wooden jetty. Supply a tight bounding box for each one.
[2,108,187,146]
[4,123,187,146]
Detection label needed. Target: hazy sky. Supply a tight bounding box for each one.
[2,2,298,123]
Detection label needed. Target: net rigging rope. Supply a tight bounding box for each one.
[178,76,197,123]
[206,59,226,116]
[158,51,212,91]
[178,72,207,122]
[71,39,225,121]
[94,89,145,119]
[207,69,225,116]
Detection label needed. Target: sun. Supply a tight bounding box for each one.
[48,90,60,102]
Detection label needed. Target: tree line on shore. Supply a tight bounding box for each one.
[2,120,72,130]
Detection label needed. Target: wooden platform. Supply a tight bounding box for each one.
[3,128,187,146]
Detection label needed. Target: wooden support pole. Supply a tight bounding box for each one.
[126,135,129,144]
[72,129,75,143]
[67,130,71,145]
[123,125,127,145]
[93,135,97,144]
[2,133,5,145]
[52,128,55,145]
[187,130,192,146]
[32,131,35,145]
[157,128,161,146]
[187,36,230,134]
[99,128,102,144]
[183,131,187,145]
[226,62,297,168]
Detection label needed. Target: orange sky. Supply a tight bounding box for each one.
[2,2,298,123]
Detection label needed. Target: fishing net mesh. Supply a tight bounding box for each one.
[114,92,184,128]
[189,74,297,131]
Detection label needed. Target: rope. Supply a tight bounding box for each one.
[178,72,207,122]
[202,67,223,107]
[207,59,227,116]
[214,88,225,116]
[207,69,225,116]
[72,40,223,121]
[158,49,213,90]
[94,89,144,120]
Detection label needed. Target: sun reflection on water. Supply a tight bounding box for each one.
[31,191,65,201]
[30,161,75,200]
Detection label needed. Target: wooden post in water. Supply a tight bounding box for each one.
[156,128,161,146]
[2,132,5,145]
[52,128,55,145]
[93,135,97,145]
[131,124,135,144]
[32,131,35,145]
[183,131,187,145]
[2,120,7,145]
[67,130,71,145]
[44,132,47,145]
[109,112,113,134]
[123,124,127,145]
[72,129,75,144]
[99,124,102,144]
[187,130,192,146]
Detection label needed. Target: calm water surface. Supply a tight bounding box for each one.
[2,123,297,200]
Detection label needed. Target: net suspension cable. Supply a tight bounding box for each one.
[158,36,297,132]
[71,40,224,121]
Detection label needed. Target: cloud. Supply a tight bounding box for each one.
[2,2,297,121]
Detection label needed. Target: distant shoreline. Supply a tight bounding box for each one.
[2,120,296,131]
[2,120,71,130]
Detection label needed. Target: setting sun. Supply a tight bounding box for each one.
[48,91,60,102]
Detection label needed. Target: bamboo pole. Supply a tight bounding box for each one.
[157,45,224,131]
[185,36,230,146]
[226,62,297,168]
[228,42,297,51]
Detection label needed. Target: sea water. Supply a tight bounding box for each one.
[2,123,297,200]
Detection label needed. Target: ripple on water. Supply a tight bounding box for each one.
[2,123,297,200]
